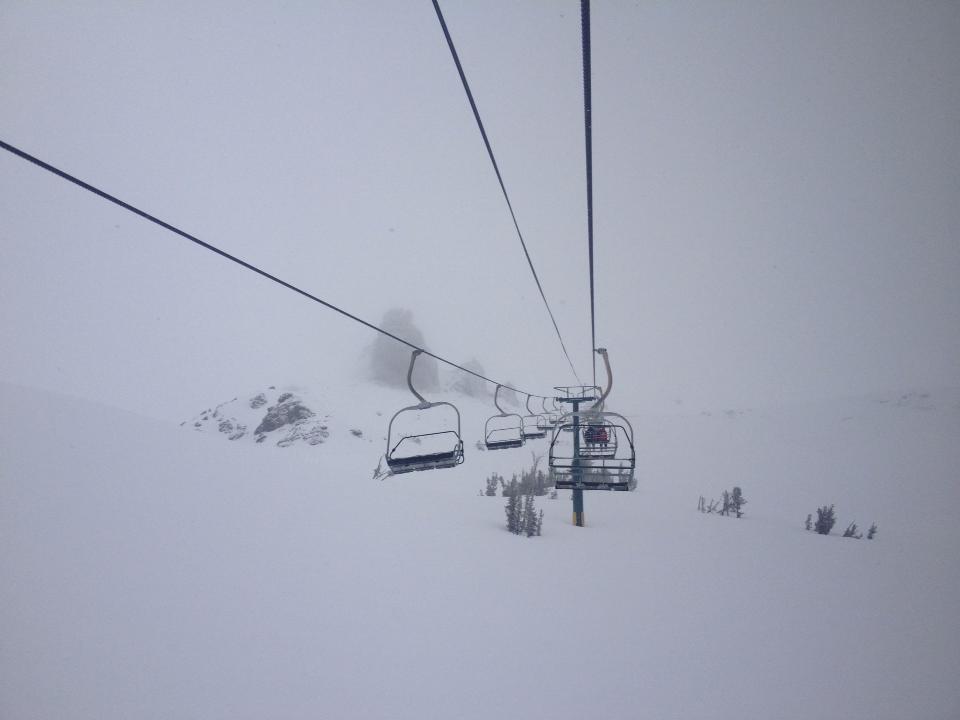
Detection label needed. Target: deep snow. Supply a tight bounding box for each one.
[2,381,959,719]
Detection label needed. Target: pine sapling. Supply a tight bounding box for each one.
[731,486,747,518]
[814,505,836,535]
[523,494,538,537]
[505,479,522,533]
[805,513,813,532]
[721,490,732,517]
[867,522,878,540]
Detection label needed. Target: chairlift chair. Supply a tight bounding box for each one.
[385,350,465,474]
[537,396,561,432]
[539,397,558,431]
[521,394,547,440]
[549,411,635,490]
[548,350,636,490]
[484,385,525,450]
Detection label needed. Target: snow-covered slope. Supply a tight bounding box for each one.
[2,381,959,719]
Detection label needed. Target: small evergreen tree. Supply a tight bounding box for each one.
[485,472,501,497]
[814,505,836,535]
[505,479,522,533]
[867,522,878,540]
[523,494,537,537]
[805,513,813,532]
[536,509,544,536]
[731,487,746,518]
[721,490,732,517]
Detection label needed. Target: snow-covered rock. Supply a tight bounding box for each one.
[185,388,330,448]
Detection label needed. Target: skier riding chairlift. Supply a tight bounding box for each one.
[584,424,609,448]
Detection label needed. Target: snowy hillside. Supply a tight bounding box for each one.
[2,381,959,719]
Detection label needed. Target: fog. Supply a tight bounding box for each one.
[2,0,958,420]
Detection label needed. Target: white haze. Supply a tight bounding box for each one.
[2,1,959,417]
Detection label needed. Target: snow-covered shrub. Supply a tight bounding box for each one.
[867,522,878,540]
[484,472,503,497]
[700,488,746,518]
[505,484,543,537]
[814,505,836,535]
[501,455,553,497]
[505,480,522,533]
[842,521,863,539]
[805,514,813,531]
[731,487,747,518]
[522,495,537,537]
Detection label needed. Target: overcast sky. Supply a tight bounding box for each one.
[2,1,958,420]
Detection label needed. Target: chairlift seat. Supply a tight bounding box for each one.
[387,446,464,474]
[485,436,524,450]
[554,475,635,491]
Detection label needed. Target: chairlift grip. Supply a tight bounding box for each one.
[493,384,507,414]
[406,349,428,406]
[592,348,612,410]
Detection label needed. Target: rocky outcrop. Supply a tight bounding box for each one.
[186,388,331,448]
[255,398,314,435]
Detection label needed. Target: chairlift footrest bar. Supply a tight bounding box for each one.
[554,479,634,491]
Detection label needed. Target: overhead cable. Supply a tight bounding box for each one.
[431,0,583,386]
[580,0,598,388]
[0,138,554,400]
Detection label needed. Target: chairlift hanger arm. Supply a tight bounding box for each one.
[406,349,429,406]
[592,348,612,410]
[493,384,507,415]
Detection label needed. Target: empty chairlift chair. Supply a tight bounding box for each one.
[385,350,465,474]
[537,397,555,434]
[521,394,547,440]
[484,385,525,450]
